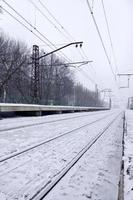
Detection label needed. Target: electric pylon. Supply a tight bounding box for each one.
[31,45,40,104]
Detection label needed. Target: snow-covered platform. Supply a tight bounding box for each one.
[124,110,133,199]
[0,103,109,116]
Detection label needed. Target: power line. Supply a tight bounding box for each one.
[2,7,50,46]
[2,0,71,62]
[2,0,54,49]
[101,0,119,74]
[31,0,97,70]
[2,1,99,90]
[37,0,102,88]
[28,0,86,63]
[2,1,71,63]
[38,0,102,88]
[86,0,116,81]
[28,0,72,43]
[35,0,89,62]
[38,0,75,41]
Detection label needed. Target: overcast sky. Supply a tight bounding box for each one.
[0,0,133,107]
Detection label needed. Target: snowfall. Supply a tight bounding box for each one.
[0,110,125,200]
[124,110,133,200]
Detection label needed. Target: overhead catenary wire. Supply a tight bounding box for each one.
[86,0,117,82]
[38,1,105,91]
[99,0,121,95]
[38,0,75,42]
[101,0,119,74]
[28,0,73,43]
[2,0,72,63]
[35,0,91,62]
[40,0,120,97]
[32,0,100,89]
[29,0,87,64]
[1,7,51,47]
[33,0,101,87]
[41,0,101,83]
[2,2,96,88]
[2,0,53,49]
[37,0,101,71]
[2,3,97,89]
[2,0,101,91]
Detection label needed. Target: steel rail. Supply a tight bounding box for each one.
[0,111,117,163]
[30,111,123,200]
[0,111,110,133]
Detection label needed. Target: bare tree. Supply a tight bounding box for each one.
[0,33,30,102]
[0,32,103,106]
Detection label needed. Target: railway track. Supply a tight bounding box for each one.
[0,111,123,200]
[0,111,117,163]
[0,110,111,132]
[29,111,124,200]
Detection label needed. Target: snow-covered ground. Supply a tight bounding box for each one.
[0,110,123,200]
[124,110,133,200]
[44,112,123,200]
[0,110,110,131]
[0,110,115,159]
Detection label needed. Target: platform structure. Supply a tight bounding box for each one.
[0,103,109,117]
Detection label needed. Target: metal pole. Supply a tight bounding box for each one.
[38,42,83,60]
[31,45,40,104]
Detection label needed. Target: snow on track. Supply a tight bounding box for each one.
[43,112,123,200]
[0,110,108,132]
[0,110,123,200]
[0,110,115,159]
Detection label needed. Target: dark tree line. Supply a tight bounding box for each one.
[0,32,103,107]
